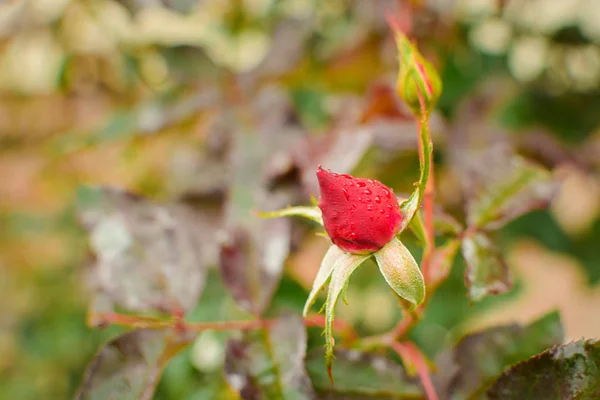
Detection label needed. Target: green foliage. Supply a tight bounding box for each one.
[306,349,423,398]
[2,1,600,399]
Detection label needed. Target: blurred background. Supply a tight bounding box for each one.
[1,0,600,398]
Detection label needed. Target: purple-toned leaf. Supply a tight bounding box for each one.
[75,329,194,400]
[434,312,563,399]
[219,89,310,315]
[219,217,291,315]
[224,313,316,400]
[461,231,511,301]
[487,339,600,399]
[77,186,209,315]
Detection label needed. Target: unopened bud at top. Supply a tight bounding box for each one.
[388,12,442,117]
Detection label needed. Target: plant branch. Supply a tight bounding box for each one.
[88,311,358,339]
[391,341,438,400]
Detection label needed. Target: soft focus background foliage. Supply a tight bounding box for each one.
[2,0,600,398]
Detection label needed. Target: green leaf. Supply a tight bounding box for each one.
[258,206,323,226]
[468,157,557,230]
[438,311,564,399]
[374,237,425,307]
[224,313,315,399]
[303,245,344,317]
[306,348,423,398]
[324,251,371,372]
[487,339,600,399]
[408,210,427,245]
[75,329,194,400]
[461,231,511,301]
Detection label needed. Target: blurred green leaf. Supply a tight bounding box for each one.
[224,313,315,399]
[429,238,461,289]
[75,329,194,400]
[438,311,563,399]
[487,339,600,399]
[306,348,423,399]
[461,231,511,301]
[468,157,557,230]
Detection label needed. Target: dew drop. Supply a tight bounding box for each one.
[332,172,338,177]
[363,189,372,195]
[367,179,375,184]
[387,204,393,210]
[379,209,385,214]
[357,181,366,187]
[358,197,362,202]
[382,189,390,198]
[366,204,373,211]
[374,196,381,203]
[366,198,371,203]
[350,232,356,239]
[342,188,349,200]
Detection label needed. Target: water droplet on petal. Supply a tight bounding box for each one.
[357,181,366,187]
[367,179,374,184]
[379,209,385,214]
[382,189,390,198]
[363,189,372,195]
[342,188,349,200]
[366,204,373,211]
[350,232,356,239]
[374,196,381,203]
[358,197,362,202]
[387,204,393,210]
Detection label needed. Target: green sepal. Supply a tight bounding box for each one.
[257,206,323,226]
[374,237,425,307]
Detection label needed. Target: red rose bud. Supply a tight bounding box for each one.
[316,166,403,254]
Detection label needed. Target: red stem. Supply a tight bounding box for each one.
[391,341,438,400]
[89,312,358,339]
